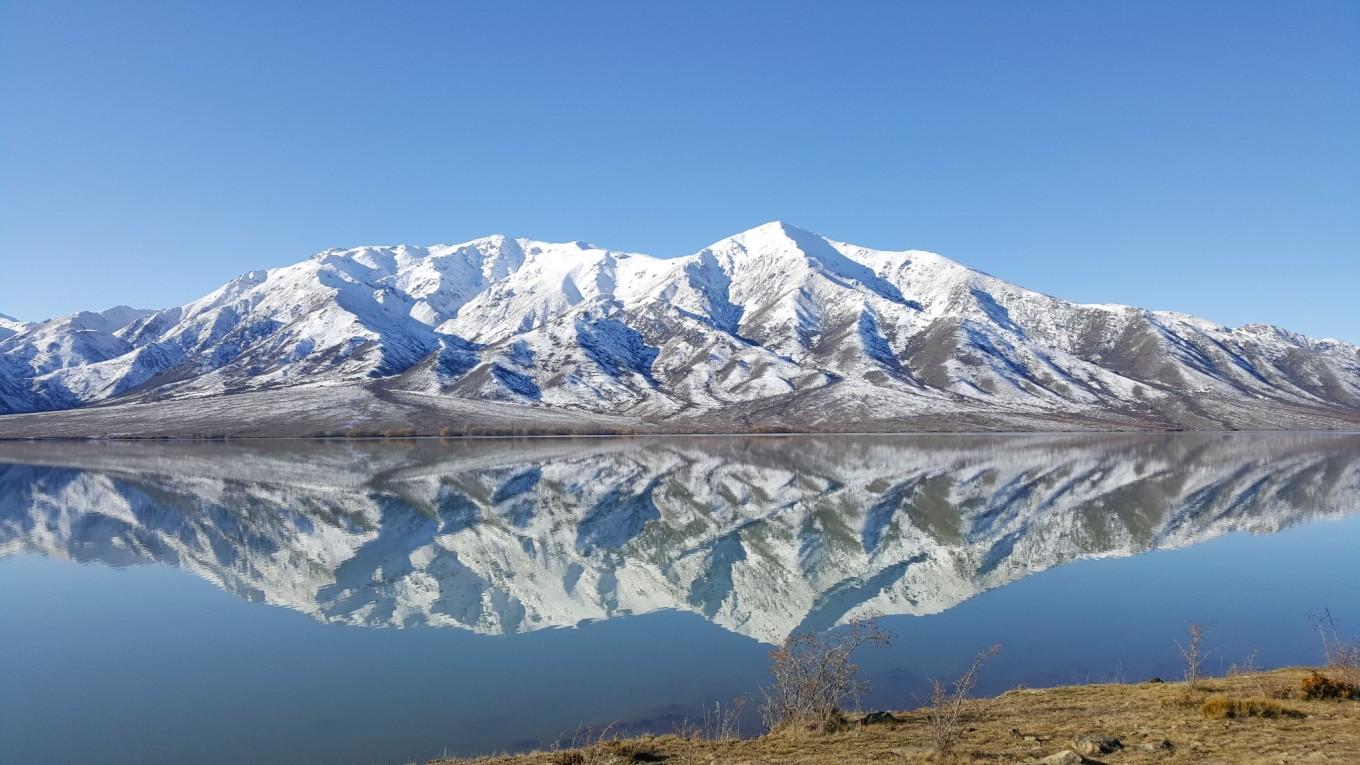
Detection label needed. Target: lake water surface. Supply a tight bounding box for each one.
[2,433,1359,764]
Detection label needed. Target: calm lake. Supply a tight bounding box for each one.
[2,433,1359,764]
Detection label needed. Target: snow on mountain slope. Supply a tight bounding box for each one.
[2,433,1356,641]
[1,223,1357,429]
[0,312,28,341]
[0,306,150,375]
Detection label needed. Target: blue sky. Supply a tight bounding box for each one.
[2,1,1356,340]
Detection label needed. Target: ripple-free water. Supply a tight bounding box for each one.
[2,433,1358,764]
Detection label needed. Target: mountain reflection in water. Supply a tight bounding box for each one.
[2,433,1358,644]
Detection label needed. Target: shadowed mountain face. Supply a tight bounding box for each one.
[1,223,1358,433]
[1,434,1357,643]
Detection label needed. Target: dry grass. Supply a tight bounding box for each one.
[545,739,666,765]
[1199,695,1303,720]
[436,669,1360,765]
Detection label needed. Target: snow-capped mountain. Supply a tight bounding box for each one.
[2,433,1356,642]
[2,223,1358,432]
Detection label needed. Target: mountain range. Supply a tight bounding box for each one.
[2,222,1357,435]
[2,434,1356,642]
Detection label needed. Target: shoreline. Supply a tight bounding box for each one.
[3,428,1360,443]
[1,382,1357,441]
[435,668,1359,765]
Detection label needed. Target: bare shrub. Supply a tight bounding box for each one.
[675,696,748,741]
[1226,648,1258,677]
[671,717,701,743]
[1227,648,1268,697]
[704,696,747,740]
[761,619,890,732]
[926,643,1002,757]
[1311,609,1360,687]
[1176,623,1210,688]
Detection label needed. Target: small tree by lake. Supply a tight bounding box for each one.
[761,619,890,732]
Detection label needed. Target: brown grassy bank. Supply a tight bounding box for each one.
[435,668,1360,765]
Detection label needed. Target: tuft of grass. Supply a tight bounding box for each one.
[1162,688,1208,710]
[600,741,667,762]
[1200,695,1304,720]
[549,740,666,765]
[1300,671,1360,701]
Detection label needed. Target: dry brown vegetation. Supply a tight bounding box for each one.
[1300,671,1360,701]
[1198,695,1303,720]
[926,644,1001,757]
[761,619,889,732]
[1173,622,1209,689]
[436,668,1360,765]
[1312,609,1360,688]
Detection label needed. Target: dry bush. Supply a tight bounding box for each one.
[1200,695,1304,720]
[1175,622,1210,688]
[761,619,890,732]
[703,696,747,740]
[926,644,1002,757]
[1300,671,1360,701]
[1311,609,1360,688]
[1226,648,1259,678]
[1227,648,1269,697]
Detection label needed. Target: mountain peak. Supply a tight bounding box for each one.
[739,220,819,240]
[701,221,828,256]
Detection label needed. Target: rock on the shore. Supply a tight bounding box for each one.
[1038,751,1088,765]
[1072,733,1122,756]
[1141,738,1175,753]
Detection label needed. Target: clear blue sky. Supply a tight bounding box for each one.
[2,1,1356,340]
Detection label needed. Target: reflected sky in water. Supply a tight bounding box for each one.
[1,433,1358,764]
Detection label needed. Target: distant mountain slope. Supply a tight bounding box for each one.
[2,223,1357,433]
